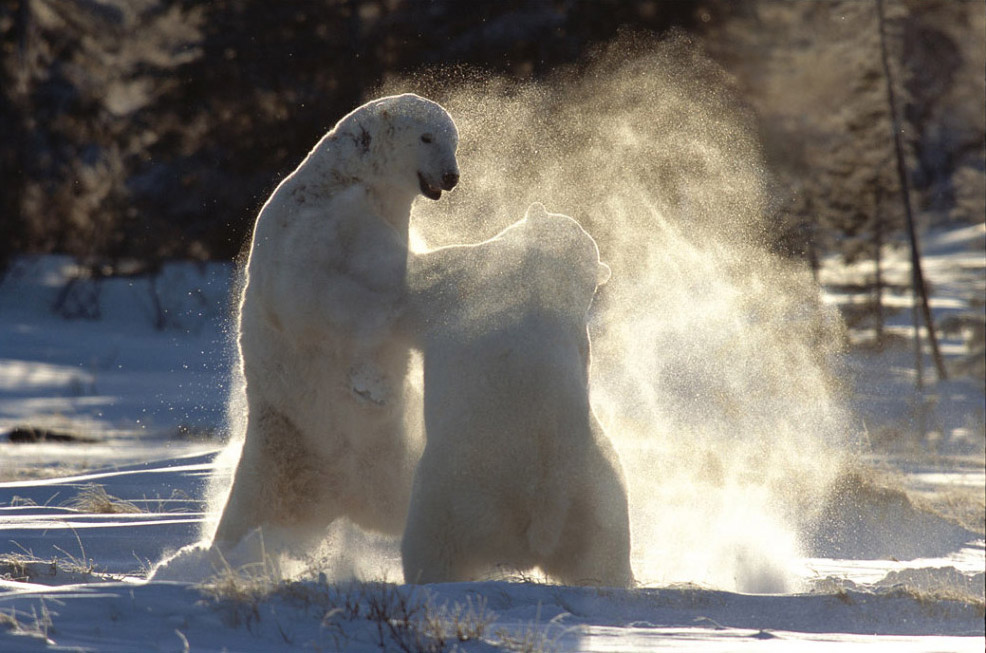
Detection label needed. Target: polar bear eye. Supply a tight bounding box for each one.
[420,134,434,144]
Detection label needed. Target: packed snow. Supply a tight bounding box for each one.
[1,223,983,651]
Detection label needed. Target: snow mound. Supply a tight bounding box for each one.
[805,469,981,560]
[875,566,986,602]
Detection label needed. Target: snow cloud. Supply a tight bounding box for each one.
[388,32,853,592]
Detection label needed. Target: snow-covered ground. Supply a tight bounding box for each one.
[1,223,983,651]
[821,222,986,456]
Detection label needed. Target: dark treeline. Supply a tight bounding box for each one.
[1,0,983,285]
[0,0,712,271]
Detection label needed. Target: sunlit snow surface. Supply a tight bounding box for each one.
[1,229,983,651]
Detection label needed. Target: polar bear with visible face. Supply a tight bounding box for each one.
[213,94,459,552]
[401,203,633,587]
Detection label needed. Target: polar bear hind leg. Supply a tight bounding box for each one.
[213,403,339,549]
[402,473,537,583]
[400,475,461,584]
[539,451,633,588]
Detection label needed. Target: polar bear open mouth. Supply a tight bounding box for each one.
[418,172,442,200]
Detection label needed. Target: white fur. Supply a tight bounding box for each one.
[401,203,633,587]
[213,94,459,551]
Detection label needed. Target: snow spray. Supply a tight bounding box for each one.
[390,33,853,592]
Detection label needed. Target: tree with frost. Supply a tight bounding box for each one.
[2,0,205,320]
[705,0,979,367]
[2,0,204,269]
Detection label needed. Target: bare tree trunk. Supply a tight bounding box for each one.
[805,196,820,284]
[873,189,885,349]
[875,0,947,383]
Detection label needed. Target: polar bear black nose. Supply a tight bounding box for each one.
[441,171,459,191]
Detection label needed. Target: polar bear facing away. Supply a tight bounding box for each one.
[213,94,459,552]
[401,203,633,587]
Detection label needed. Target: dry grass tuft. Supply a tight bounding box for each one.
[63,484,144,514]
[0,549,95,583]
[197,557,572,651]
[1,534,96,583]
[0,553,48,582]
[0,602,55,645]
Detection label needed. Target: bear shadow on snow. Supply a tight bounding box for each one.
[400,202,634,588]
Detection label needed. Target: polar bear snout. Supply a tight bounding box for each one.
[418,167,459,200]
[441,170,459,191]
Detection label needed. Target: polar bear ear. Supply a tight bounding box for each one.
[524,202,549,221]
[597,261,612,286]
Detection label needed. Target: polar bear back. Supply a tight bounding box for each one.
[402,204,631,586]
[411,202,609,508]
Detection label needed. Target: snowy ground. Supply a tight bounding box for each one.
[1,223,983,651]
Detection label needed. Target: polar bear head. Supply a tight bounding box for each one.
[522,201,610,282]
[334,93,460,201]
[508,202,611,314]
